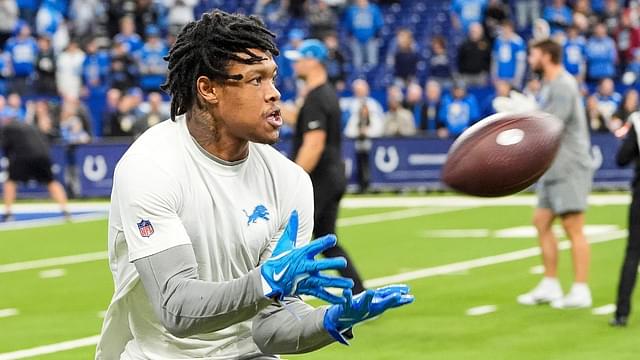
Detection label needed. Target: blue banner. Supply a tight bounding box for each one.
[74,143,129,197]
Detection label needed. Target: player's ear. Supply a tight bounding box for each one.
[196,76,219,105]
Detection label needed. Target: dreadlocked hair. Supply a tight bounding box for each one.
[161,10,279,121]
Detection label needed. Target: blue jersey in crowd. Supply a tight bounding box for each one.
[492,34,525,81]
[82,50,111,90]
[5,37,37,77]
[343,3,383,43]
[543,5,573,32]
[452,0,487,33]
[17,0,39,11]
[114,33,144,53]
[586,36,617,79]
[563,37,587,76]
[36,1,63,37]
[595,92,622,116]
[439,94,479,136]
[136,41,168,91]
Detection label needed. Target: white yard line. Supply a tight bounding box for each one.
[0,252,107,274]
[466,305,498,316]
[0,214,107,232]
[0,207,464,274]
[0,336,100,360]
[592,304,616,315]
[0,228,627,359]
[0,308,18,318]
[341,194,631,208]
[337,207,463,226]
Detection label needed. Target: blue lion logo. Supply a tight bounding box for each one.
[243,205,269,225]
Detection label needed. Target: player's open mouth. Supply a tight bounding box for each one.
[266,108,282,128]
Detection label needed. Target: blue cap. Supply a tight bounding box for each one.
[146,25,160,37]
[288,28,305,41]
[284,39,328,62]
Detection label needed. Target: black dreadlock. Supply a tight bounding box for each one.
[161,10,279,121]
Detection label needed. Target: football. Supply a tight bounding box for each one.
[441,112,564,197]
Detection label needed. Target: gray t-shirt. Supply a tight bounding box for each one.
[538,70,593,181]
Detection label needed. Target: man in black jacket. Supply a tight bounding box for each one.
[0,118,69,221]
[611,116,640,326]
[457,22,492,87]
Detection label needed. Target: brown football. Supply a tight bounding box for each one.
[441,112,564,197]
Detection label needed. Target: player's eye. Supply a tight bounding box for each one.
[250,77,262,86]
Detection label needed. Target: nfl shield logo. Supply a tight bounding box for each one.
[137,219,154,237]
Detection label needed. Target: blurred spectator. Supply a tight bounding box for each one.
[342,79,385,138]
[611,89,639,129]
[586,22,617,82]
[28,99,58,140]
[36,0,64,38]
[307,0,337,39]
[572,0,597,34]
[110,39,138,91]
[457,22,491,87]
[101,87,121,136]
[483,0,509,42]
[82,38,110,93]
[164,0,197,36]
[253,0,286,24]
[532,18,550,41]
[439,81,479,138]
[108,87,143,137]
[0,1,18,48]
[343,80,384,193]
[56,40,85,98]
[601,0,621,34]
[428,36,453,88]
[588,77,622,131]
[491,20,526,89]
[483,79,511,116]
[323,33,347,92]
[420,80,443,135]
[514,0,540,31]
[114,16,143,53]
[384,85,415,137]
[277,29,304,96]
[624,48,640,85]
[563,26,587,81]
[6,92,25,121]
[543,0,572,33]
[58,95,91,144]
[614,10,640,70]
[69,0,106,44]
[403,82,423,128]
[136,26,167,92]
[387,29,418,87]
[132,91,168,137]
[451,0,487,34]
[343,0,383,68]
[134,0,162,39]
[5,22,37,95]
[34,36,57,97]
[17,0,38,27]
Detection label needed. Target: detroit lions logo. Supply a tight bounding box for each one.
[243,205,269,225]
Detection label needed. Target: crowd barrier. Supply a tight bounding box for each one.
[0,134,633,198]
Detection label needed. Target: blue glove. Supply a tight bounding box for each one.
[324,285,415,345]
[261,210,354,304]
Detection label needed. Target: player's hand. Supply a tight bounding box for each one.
[261,211,354,304]
[323,285,415,345]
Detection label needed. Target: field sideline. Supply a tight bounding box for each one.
[0,194,637,359]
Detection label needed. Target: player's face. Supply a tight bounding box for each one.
[528,48,544,73]
[214,49,282,145]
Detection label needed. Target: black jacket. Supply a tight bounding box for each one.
[617,125,640,189]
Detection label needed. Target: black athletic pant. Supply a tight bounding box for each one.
[313,178,366,294]
[615,188,640,318]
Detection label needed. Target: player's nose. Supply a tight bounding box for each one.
[265,81,281,103]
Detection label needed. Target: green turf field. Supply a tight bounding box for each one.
[1,196,638,359]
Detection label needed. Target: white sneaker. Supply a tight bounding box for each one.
[517,277,564,305]
[550,283,592,309]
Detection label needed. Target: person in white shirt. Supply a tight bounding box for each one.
[96,10,413,360]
